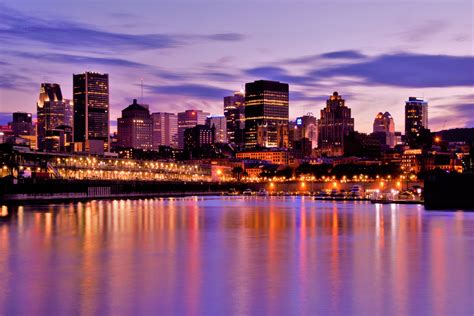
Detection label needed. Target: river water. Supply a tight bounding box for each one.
[0,197,473,315]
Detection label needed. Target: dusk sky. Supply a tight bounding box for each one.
[0,0,473,133]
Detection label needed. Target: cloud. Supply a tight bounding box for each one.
[284,50,367,64]
[0,112,13,125]
[244,66,313,85]
[397,20,449,42]
[0,5,245,54]
[144,83,230,99]
[0,73,35,90]
[320,50,367,60]
[309,52,474,88]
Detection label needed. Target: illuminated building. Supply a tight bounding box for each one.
[37,83,73,151]
[73,72,110,152]
[224,91,245,145]
[244,80,289,149]
[206,115,227,143]
[236,149,292,165]
[151,112,178,148]
[318,92,354,156]
[373,112,395,148]
[117,99,153,150]
[177,110,210,149]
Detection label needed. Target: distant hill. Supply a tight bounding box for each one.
[433,128,474,143]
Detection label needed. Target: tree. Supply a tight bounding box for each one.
[231,166,244,181]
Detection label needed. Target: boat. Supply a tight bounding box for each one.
[257,189,269,196]
[226,188,239,196]
[243,189,253,196]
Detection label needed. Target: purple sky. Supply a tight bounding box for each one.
[0,0,473,133]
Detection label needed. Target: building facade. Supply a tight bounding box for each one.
[73,72,110,152]
[37,83,73,151]
[184,124,215,153]
[151,112,178,149]
[177,110,210,149]
[405,97,428,147]
[244,80,289,149]
[224,91,245,146]
[294,113,318,149]
[236,149,291,165]
[8,112,34,137]
[117,99,153,150]
[373,112,396,148]
[206,115,227,143]
[318,92,354,156]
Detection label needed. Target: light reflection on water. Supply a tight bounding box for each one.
[0,197,473,315]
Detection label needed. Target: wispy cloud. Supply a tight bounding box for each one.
[144,83,230,100]
[0,5,245,54]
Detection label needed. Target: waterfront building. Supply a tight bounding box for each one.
[224,91,245,146]
[244,80,289,149]
[184,124,215,153]
[405,97,428,147]
[117,99,153,150]
[373,112,395,148]
[151,112,178,149]
[236,149,292,165]
[8,112,34,137]
[206,115,227,143]
[177,110,210,149]
[73,72,110,152]
[318,92,354,156]
[37,83,74,151]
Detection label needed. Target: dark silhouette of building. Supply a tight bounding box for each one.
[73,72,110,152]
[244,80,289,149]
[117,99,153,150]
[318,92,354,156]
[177,110,210,149]
[405,97,428,148]
[184,124,215,158]
[206,115,227,143]
[37,83,73,151]
[8,112,33,137]
[344,131,381,159]
[224,91,245,146]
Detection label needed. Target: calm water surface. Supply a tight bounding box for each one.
[0,197,473,315]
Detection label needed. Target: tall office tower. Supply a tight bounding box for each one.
[206,115,227,143]
[8,112,33,137]
[373,112,396,148]
[244,80,289,149]
[37,83,74,151]
[405,97,428,146]
[117,99,153,150]
[294,113,318,149]
[63,99,74,128]
[177,109,210,149]
[73,72,110,152]
[318,92,354,156]
[224,91,245,145]
[151,112,178,149]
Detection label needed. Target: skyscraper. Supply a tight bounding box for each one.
[405,97,428,137]
[37,83,73,151]
[151,112,178,149]
[244,80,289,149]
[8,112,33,137]
[318,92,354,156]
[117,99,153,150]
[373,112,396,148]
[177,110,210,149]
[73,72,110,152]
[224,91,245,145]
[206,115,227,143]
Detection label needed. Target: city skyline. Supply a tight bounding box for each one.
[0,1,473,134]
